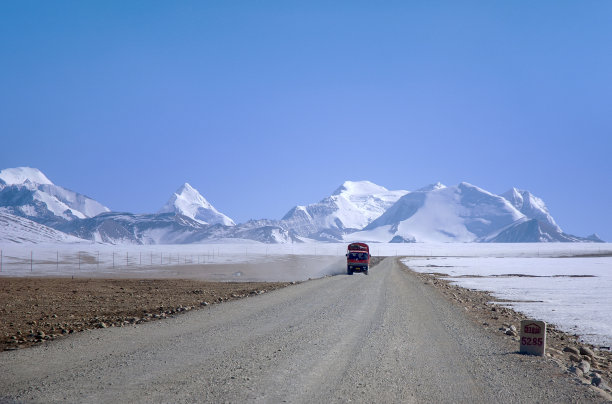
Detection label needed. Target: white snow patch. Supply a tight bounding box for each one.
[0,167,53,185]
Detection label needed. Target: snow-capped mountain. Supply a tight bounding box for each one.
[0,211,89,244]
[348,182,601,243]
[0,167,601,244]
[158,183,235,226]
[280,180,408,240]
[0,167,109,224]
[353,182,524,243]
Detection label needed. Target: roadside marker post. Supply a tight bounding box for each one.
[520,320,546,356]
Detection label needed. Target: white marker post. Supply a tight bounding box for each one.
[520,320,546,356]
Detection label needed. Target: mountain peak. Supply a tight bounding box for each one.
[159,183,235,226]
[173,183,207,205]
[177,182,195,192]
[501,187,560,232]
[0,167,53,186]
[332,180,389,196]
[416,182,446,192]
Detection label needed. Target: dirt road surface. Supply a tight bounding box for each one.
[0,258,603,403]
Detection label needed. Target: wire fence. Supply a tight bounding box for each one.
[0,249,230,276]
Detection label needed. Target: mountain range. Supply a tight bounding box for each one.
[0,167,603,244]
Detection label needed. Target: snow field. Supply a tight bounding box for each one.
[403,248,612,346]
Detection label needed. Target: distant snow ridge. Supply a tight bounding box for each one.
[0,211,88,244]
[356,182,523,243]
[0,167,601,244]
[281,180,408,240]
[158,183,235,226]
[0,167,109,223]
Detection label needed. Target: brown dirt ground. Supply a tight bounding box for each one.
[399,260,612,395]
[0,277,292,352]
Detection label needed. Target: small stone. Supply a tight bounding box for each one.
[506,330,517,337]
[200,302,209,306]
[592,375,603,387]
[563,346,580,355]
[579,360,591,374]
[569,354,581,362]
[570,366,584,378]
[98,322,107,328]
[509,325,517,332]
[580,346,595,358]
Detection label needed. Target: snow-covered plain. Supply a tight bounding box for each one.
[401,245,612,347]
[1,241,611,346]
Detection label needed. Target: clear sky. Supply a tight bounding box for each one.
[1,1,611,241]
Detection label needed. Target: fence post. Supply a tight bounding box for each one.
[78,252,81,271]
[97,251,99,270]
[113,252,115,269]
[0,249,2,272]
[57,251,59,270]
[31,251,33,272]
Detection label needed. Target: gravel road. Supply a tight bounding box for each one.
[0,257,603,403]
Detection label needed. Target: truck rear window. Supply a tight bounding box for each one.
[348,252,368,260]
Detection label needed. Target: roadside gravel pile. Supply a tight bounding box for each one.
[400,261,612,399]
[0,277,293,352]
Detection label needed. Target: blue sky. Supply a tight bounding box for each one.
[1,1,611,240]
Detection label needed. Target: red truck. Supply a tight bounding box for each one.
[346,242,370,275]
